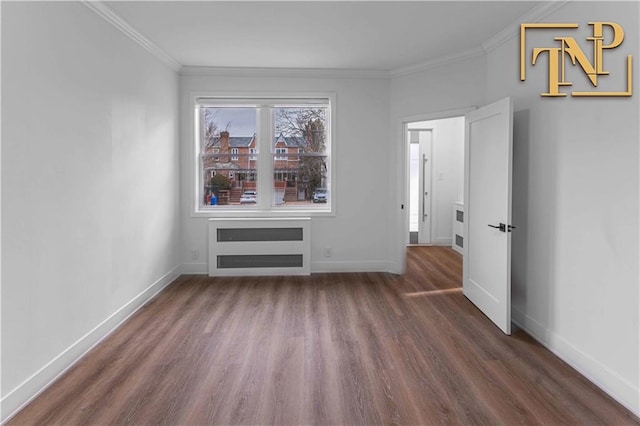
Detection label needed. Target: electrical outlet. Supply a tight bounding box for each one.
[191,249,199,260]
[324,247,332,258]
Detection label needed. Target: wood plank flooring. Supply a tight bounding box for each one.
[8,247,639,425]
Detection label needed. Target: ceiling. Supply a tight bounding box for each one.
[105,1,541,72]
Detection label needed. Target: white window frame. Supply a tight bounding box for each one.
[191,92,336,218]
[231,148,239,161]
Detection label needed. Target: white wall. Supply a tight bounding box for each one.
[1,2,181,420]
[485,1,639,414]
[390,2,638,415]
[408,117,464,245]
[180,72,391,273]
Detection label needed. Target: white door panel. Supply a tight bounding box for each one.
[463,97,513,335]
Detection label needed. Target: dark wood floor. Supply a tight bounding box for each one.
[9,247,639,425]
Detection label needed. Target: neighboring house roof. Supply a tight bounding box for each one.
[207,133,307,150]
[208,135,255,149]
[275,133,306,148]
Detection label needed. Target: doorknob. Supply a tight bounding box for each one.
[488,223,506,232]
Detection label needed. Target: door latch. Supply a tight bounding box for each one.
[488,223,506,232]
[488,223,516,232]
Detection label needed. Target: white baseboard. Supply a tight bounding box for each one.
[181,262,208,275]
[512,306,639,417]
[311,260,393,273]
[433,237,453,245]
[183,261,395,276]
[387,260,404,275]
[1,266,181,423]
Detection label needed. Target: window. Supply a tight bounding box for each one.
[195,95,333,214]
[275,148,287,160]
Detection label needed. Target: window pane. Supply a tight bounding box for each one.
[195,98,332,213]
[273,107,329,207]
[201,107,258,207]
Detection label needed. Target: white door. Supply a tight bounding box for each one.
[409,129,432,244]
[463,97,513,335]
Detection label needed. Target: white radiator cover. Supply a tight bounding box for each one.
[208,217,311,277]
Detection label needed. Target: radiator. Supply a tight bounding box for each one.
[208,218,311,277]
[452,202,464,255]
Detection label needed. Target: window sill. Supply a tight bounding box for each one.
[191,206,335,219]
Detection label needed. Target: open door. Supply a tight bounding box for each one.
[463,97,513,335]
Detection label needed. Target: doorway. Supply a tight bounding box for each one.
[399,99,514,336]
[405,116,465,248]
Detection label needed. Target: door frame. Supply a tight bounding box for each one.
[394,107,475,274]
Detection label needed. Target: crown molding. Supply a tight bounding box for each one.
[390,1,570,78]
[82,1,570,80]
[180,66,390,80]
[82,1,182,72]
[389,47,485,79]
[482,1,570,53]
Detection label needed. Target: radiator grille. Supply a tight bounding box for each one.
[217,227,303,242]
[208,218,311,277]
[217,254,303,269]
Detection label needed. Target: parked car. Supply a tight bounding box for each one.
[240,190,257,204]
[312,189,328,203]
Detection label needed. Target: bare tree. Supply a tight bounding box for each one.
[203,109,219,146]
[275,108,327,198]
[276,108,326,149]
[204,108,235,146]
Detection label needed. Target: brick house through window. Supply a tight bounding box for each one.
[202,131,312,204]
